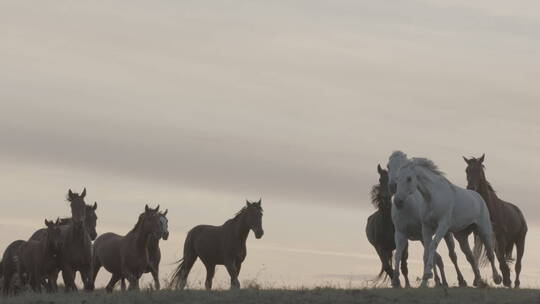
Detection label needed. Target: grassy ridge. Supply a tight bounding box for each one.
[2,288,540,304]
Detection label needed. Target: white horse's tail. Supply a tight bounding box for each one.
[472,232,489,267]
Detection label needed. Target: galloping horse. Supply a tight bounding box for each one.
[464,154,528,288]
[92,205,162,292]
[387,152,466,287]
[17,219,63,292]
[366,164,411,286]
[29,189,95,291]
[393,154,501,287]
[170,199,264,290]
[120,208,169,290]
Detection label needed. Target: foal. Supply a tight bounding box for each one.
[170,199,264,290]
[18,219,63,292]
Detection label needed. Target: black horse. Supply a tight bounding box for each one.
[170,199,264,290]
[366,164,410,287]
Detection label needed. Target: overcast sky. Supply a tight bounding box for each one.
[1,0,539,288]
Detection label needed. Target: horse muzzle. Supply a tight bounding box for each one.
[162,231,169,240]
[254,230,264,239]
[389,183,397,195]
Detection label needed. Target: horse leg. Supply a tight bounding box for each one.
[420,225,434,287]
[422,219,449,287]
[495,239,511,287]
[79,265,93,291]
[61,266,78,292]
[90,256,101,291]
[203,262,216,290]
[225,261,240,289]
[3,267,14,296]
[514,233,526,288]
[374,246,392,283]
[120,278,126,291]
[400,244,411,288]
[434,252,448,287]
[392,231,407,288]
[151,263,160,290]
[444,233,467,287]
[105,273,121,293]
[454,231,482,286]
[477,220,502,285]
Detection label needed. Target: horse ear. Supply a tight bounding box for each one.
[257,198,262,205]
[45,219,51,227]
[463,156,470,164]
[155,205,160,212]
[81,188,87,198]
[246,199,251,207]
[163,209,168,216]
[93,202,98,210]
[68,189,74,199]
[479,154,485,164]
[145,204,150,213]
[55,217,60,225]
[377,164,383,174]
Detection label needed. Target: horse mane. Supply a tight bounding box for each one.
[58,217,72,225]
[411,157,445,177]
[231,205,264,221]
[128,213,145,234]
[370,184,390,210]
[389,150,407,162]
[407,157,448,204]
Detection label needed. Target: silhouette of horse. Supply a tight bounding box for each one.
[464,154,528,288]
[29,199,98,291]
[1,240,26,295]
[17,219,63,292]
[366,164,411,286]
[170,199,264,290]
[120,208,169,290]
[92,205,162,292]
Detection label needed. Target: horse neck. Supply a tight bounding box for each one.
[128,222,152,251]
[147,236,160,250]
[477,175,499,210]
[231,213,250,243]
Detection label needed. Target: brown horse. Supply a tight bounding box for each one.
[92,205,162,292]
[17,219,63,293]
[1,240,26,295]
[29,199,98,292]
[170,199,264,290]
[464,154,528,288]
[120,209,169,290]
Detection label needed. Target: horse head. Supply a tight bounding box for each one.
[67,188,87,225]
[245,199,264,239]
[85,202,98,241]
[463,154,486,191]
[45,218,63,252]
[387,151,408,195]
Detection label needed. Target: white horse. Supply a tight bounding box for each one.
[392,152,502,287]
[387,151,466,288]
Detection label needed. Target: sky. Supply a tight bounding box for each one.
[1,0,539,289]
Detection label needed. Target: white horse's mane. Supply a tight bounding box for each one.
[389,150,407,161]
[411,157,446,177]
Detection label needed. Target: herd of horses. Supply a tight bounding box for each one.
[0,187,264,296]
[0,150,529,296]
[367,152,527,289]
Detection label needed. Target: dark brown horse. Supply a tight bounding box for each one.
[366,165,411,287]
[17,219,63,292]
[170,199,264,290]
[92,205,162,292]
[120,209,169,290]
[29,198,98,292]
[464,154,528,288]
[1,240,26,295]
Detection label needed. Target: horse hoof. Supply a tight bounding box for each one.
[459,280,467,287]
[503,278,512,287]
[493,274,502,285]
[420,281,429,288]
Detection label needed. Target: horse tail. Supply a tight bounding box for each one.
[168,258,185,289]
[473,231,489,268]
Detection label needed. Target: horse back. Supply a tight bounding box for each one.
[186,224,227,263]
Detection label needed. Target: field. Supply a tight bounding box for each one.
[2,287,540,304]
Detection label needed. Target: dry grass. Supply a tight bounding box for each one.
[1,287,540,304]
